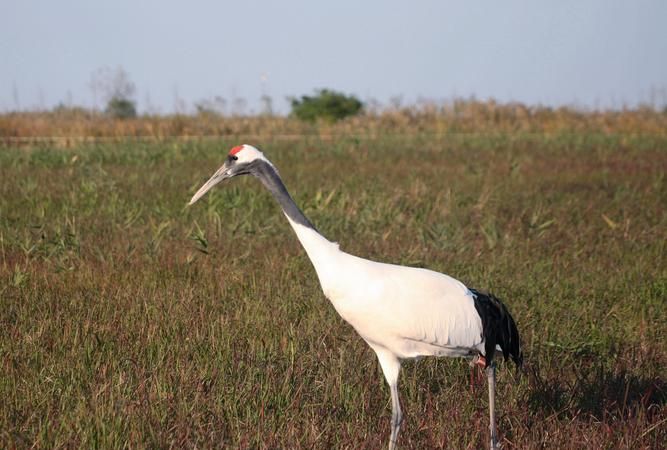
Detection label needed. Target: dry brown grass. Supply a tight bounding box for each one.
[1,108,665,449]
[1,100,665,148]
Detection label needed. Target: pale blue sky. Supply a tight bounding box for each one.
[2,0,666,113]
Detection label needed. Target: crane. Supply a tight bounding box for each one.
[189,144,522,450]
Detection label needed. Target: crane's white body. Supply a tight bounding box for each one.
[287,215,484,360]
[285,212,491,449]
[189,145,520,450]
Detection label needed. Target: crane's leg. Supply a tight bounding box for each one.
[375,350,402,450]
[470,354,487,391]
[486,362,499,450]
[388,380,402,450]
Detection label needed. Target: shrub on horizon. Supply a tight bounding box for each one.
[290,89,363,122]
[105,96,137,119]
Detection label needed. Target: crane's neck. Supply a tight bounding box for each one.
[254,160,317,230]
[253,161,340,277]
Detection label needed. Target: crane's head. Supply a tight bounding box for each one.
[188,144,272,205]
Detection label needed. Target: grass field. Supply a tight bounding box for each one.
[1,125,666,448]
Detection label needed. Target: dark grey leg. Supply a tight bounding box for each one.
[388,381,403,450]
[486,362,499,450]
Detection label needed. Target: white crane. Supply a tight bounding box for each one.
[189,144,522,450]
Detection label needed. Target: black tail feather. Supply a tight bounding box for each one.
[470,288,523,370]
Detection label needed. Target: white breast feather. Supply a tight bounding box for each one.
[284,216,484,358]
[324,252,484,358]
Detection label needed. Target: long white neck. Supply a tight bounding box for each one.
[252,161,341,287]
[284,214,340,277]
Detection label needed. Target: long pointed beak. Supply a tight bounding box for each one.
[189,163,231,205]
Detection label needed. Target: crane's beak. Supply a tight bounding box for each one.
[188,163,231,205]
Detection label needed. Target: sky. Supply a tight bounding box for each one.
[2,0,667,114]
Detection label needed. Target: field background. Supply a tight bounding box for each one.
[1,106,666,449]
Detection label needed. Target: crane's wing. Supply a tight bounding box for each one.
[324,253,484,359]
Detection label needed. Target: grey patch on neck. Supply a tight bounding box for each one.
[250,160,317,231]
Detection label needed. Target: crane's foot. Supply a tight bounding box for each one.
[489,426,503,450]
[489,434,502,450]
[489,422,502,450]
[470,354,486,368]
[469,355,487,391]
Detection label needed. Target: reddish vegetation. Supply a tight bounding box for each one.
[1,100,666,147]
[0,107,665,448]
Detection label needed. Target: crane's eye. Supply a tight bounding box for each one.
[230,155,238,161]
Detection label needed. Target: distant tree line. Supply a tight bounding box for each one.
[86,67,365,121]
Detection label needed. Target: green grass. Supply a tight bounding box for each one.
[1,133,665,449]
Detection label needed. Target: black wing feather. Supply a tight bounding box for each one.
[470,288,523,370]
